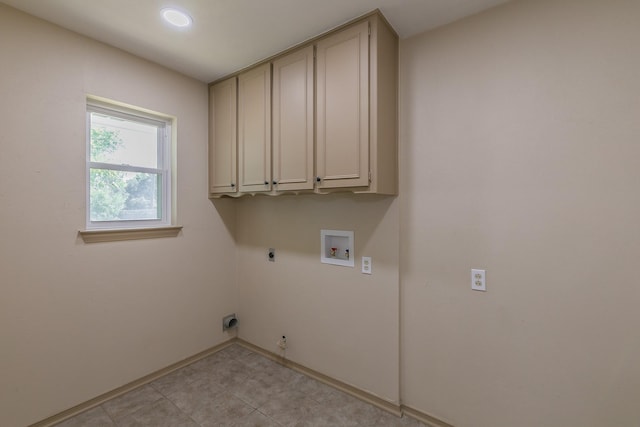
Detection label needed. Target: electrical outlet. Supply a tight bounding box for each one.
[362,257,372,274]
[471,269,486,291]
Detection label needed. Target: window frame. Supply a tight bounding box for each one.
[85,98,174,232]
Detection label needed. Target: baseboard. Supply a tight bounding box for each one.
[236,339,403,417]
[236,339,456,427]
[29,339,237,427]
[402,405,456,427]
[30,337,455,427]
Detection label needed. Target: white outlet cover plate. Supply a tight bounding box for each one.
[471,269,486,291]
[362,256,372,274]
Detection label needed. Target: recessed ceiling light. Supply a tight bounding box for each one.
[161,8,192,28]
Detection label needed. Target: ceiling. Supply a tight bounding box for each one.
[1,0,509,82]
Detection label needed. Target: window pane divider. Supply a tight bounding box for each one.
[89,162,162,175]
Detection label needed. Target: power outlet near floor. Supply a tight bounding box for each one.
[471,269,486,292]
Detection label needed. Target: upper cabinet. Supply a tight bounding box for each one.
[272,45,315,192]
[208,11,398,198]
[367,14,398,195]
[238,63,272,193]
[316,21,370,190]
[209,77,237,195]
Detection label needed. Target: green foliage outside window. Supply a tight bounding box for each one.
[89,128,158,221]
[90,128,127,221]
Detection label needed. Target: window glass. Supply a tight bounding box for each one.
[90,113,159,168]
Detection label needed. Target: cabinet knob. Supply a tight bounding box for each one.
[273,180,278,185]
[316,176,321,182]
[264,181,269,185]
[231,183,235,187]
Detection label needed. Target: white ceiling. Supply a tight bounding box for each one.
[1,0,509,82]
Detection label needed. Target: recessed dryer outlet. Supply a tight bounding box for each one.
[222,313,238,331]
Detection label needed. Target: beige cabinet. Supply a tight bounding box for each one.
[208,11,397,198]
[316,21,370,190]
[272,45,314,191]
[238,63,272,193]
[209,77,237,195]
[316,14,397,195]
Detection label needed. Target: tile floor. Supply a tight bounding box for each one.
[54,344,426,427]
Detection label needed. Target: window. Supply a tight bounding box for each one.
[86,99,173,231]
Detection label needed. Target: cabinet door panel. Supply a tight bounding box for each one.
[272,46,314,191]
[238,64,271,193]
[209,77,237,194]
[316,21,369,188]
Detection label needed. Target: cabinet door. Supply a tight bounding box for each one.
[209,77,237,194]
[272,46,314,191]
[238,63,271,193]
[316,20,369,189]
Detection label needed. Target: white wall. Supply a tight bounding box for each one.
[0,5,237,426]
[399,0,640,426]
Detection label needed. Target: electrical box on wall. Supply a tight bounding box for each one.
[321,229,354,267]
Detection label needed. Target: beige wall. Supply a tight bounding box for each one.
[399,0,640,426]
[0,5,237,427]
[5,0,640,426]
[236,194,400,403]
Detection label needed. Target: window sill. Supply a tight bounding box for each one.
[79,226,183,243]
